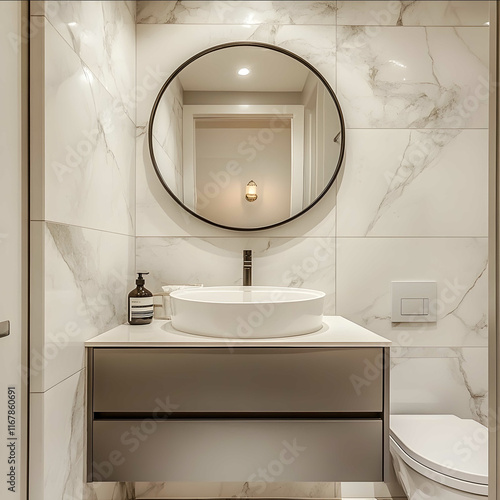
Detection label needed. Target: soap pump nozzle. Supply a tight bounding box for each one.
[136,272,149,287]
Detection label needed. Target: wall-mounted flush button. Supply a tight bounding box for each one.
[401,298,428,316]
[392,282,436,323]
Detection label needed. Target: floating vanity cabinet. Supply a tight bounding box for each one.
[86,341,390,483]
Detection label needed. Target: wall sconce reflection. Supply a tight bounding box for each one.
[245,180,258,202]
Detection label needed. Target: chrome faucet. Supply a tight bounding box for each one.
[243,250,252,286]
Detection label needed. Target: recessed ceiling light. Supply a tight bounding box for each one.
[68,22,77,27]
[238,68,250,76]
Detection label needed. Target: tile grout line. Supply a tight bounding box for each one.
[30,367,84,395]
[31,219,135,239]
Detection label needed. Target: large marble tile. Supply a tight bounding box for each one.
[30,370,87,500]
[37,20,135,235]
[337,129,488,237]
[337,1,489,27]
[137,1,337,25]
[136,236,336,314]
[30,370,134,500]
[337,27,489,128]
[336,237,488,347]
[38,0,136,120]
[391,347,488,425]
[30,222,135,393]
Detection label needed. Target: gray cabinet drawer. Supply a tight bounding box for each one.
[92,419,383,482]
[92,347,383,414]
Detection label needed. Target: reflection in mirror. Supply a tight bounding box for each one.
[149,43,344,231]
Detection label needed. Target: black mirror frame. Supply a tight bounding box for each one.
[148,41,345,232]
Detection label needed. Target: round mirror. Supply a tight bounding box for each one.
[149,42,345,231]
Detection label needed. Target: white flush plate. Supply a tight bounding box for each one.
[392,281,437,323]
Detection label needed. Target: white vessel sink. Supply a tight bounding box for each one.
[170,286,325,339]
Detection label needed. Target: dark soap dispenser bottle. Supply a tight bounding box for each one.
[128,272,154,325]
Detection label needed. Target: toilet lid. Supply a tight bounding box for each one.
[390,415,488,485]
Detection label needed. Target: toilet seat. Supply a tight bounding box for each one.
[390,415,488,496]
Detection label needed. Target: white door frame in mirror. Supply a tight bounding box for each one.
[182,104,304,214]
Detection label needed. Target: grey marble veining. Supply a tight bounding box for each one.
[454,348,488,425]
[31,368,136,500]
[337,1,489,27]
[337,129,488,237]
[151,78,184,200]
[30,222,135,393]
[391,347,488,425]
[62,370,86,500]
[337,26,489,129]
[250,24,337,91]
[42,19,135,236]
[124,1,136,21]
[137,1,337,25]
[40,1,136,120]
[364,129,460,235]
[87,483,136,500]
[46,223,131,333]
[31,370,86,500]
[336,237,488,348]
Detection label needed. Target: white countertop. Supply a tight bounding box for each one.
[85,316,391,347]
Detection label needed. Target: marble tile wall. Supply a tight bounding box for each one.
[135,1,490,499]
[29,2,136,500]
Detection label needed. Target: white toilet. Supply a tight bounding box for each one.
[390,415,488,499]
